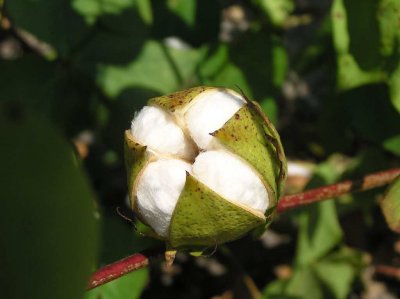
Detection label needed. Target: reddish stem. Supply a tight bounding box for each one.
[277,168,400,213]
[375,264,400,280]
[87,248,164,290]
[87,168,400,290]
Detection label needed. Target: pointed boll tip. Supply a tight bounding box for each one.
[164,250,177,267]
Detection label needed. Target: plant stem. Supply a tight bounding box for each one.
[277,168,400,213]
[87,248,164,290]
[375,264,400,280]
[86,167,400,290]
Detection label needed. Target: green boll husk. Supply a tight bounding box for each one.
[124,86,287,252]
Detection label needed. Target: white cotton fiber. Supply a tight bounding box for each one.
[131,106,194,160]
[136,159,191,237]
[184,89,244,150]
[192,150,269,213]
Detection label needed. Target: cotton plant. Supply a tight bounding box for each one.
[124,86,286,254]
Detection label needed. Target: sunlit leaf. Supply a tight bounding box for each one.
[97,40,205,97]
[381,176,400,233]
[331,0,400,112]
[198,32,287,123]
[254,0,295,27]
[264,156,364,299]
[166,0,196,27]
[263,267,322,299]
[295,158,343,266]
[314,247,363,299]
[72,0,137,24]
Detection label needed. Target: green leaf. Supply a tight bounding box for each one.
[197,44,229,80]
[284,267,323,299]
[314,248,363,299]
[72,0,137,24]
[85,269,148,299]
[331,0,386,89]
[166,0,196,27]
[381,176,400,233]
[263,267,323,299]
[199,32,287,104]
[295,158,344,266]
[331,0,400,112]
[0,102,99,299]
[383,134,400,156]
[201,61,251,95]
[296,201,343,266]
[264,248,363,299]
[229,32,288,100]
[73,7,150,73]
[263,279,300,299]
[97,40,205,97]
[377,0,400,57]
[254,0,295,27]
[136,0,153,25]
[264,156,365,299]
[388,60,400,112]
[6,0,89,56]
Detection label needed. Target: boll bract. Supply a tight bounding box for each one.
[125,86,286,251]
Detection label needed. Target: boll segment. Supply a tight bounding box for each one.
[184,89,244,150]
[136,158,192,237]
[131,106,195,160]
[192,150,268,213]
[125,86,286,250]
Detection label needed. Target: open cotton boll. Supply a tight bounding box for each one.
[184,89,244,150]
[131,106,195,160]
[136,159,192,237]
[192,150,269,213]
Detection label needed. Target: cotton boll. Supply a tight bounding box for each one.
[131,106,195,160]
[184,89,244,150]
[192,150,268,213]
[136,159,191,237]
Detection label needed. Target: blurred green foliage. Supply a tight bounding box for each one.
[0,103,99,299]
[381,176,400,233]
[1,0,400,298]
[264,157,364,299]
[332,0,400,111]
